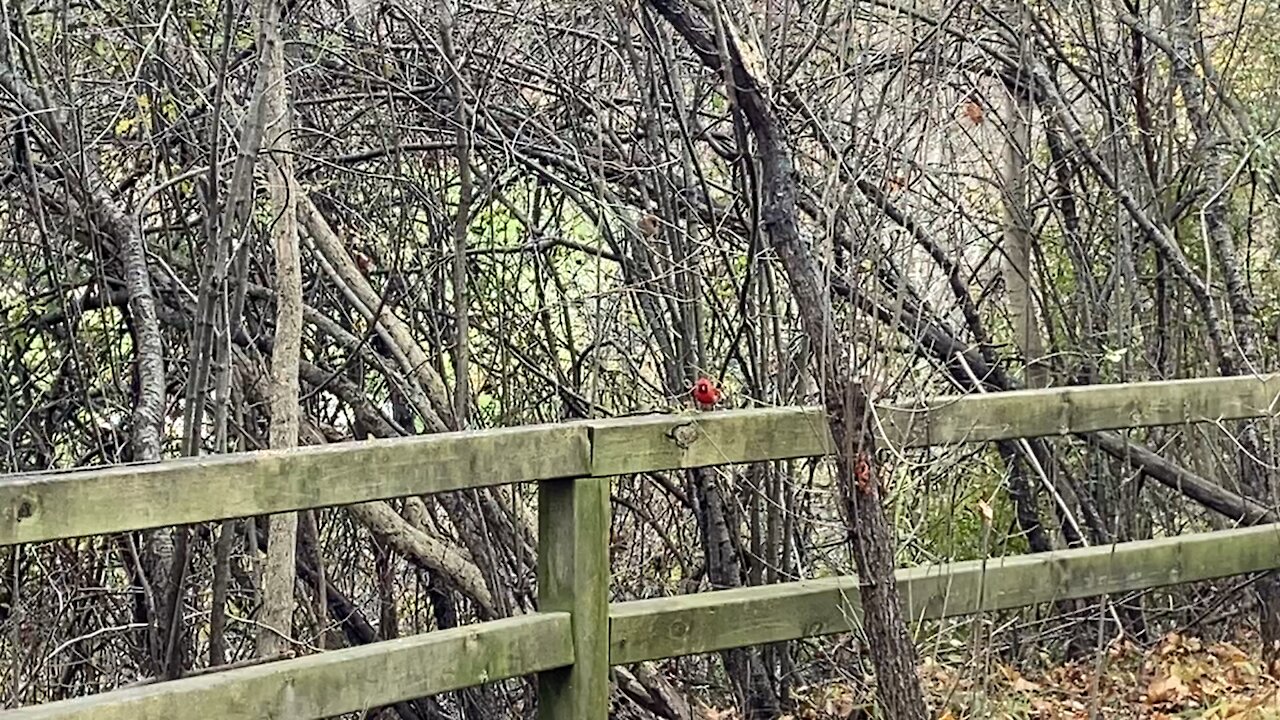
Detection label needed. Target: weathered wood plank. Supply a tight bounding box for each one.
[608,523,1280,664]
[5,376,1277,546]
[587,376,1280,477]
[0,424,591,546]
[877,374,1280,449]
[3,613,573,720]
[587,407,832,476]
[537,477,610,719]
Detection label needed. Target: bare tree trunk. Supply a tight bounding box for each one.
[643,3,927,716]
[0,59,177,677]
[1165,0,1280,668]
[210,248,254,665]
[202,0,270,666]
[1001,48,1046,391]
[438,0,471,428]
[1002,7,1096,656]
[256,0,302,659]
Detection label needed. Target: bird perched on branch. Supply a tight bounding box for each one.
[691,376,722,410]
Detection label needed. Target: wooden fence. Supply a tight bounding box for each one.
[2,374,1280,719]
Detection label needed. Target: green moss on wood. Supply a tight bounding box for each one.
[7,613,573,720]
[0,424,591,545]
[537,477,610,719]
[609,523,1280,664]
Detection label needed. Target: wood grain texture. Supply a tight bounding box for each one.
[586,407,832,477]
[537,477,610,719]
[6,376,1276,545]
[0,423,590,545]
[877,374,1280,448]
[609,523,1280,664]
[3,613,572,720]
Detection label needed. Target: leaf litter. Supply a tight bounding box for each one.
[694,631,1280,719]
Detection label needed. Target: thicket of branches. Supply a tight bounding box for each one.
[2,0,1279,717]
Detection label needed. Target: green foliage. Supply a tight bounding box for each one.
[903,445,1024,565]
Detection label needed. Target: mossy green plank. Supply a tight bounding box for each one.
[6,375,1279,547]
[900,523,1280,618]
[0,423,591,546]
[608,523,1280,664]
[5,613,573,720]
[878,374,1280,448]
[537,477,610,719]
[585,376,1280,478]
[587,407,832,476]
[609,576,862,664]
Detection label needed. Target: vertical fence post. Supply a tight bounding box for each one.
[537,476,610,718]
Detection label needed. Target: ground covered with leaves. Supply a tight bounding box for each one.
[700,632,1280,719]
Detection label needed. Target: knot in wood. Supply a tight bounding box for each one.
[668,423,699,449]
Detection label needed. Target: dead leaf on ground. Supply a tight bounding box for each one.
[1146,674,1190,706]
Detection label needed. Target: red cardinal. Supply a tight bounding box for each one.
[691,377,722,409]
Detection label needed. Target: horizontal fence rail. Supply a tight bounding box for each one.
[3,374,1277,546]
[877,373,1280,448]
[2,374,1279,719]
[4,614,574,720]
[0,423,591,546]
[9,525,1280,719]
[609,523,1280,664]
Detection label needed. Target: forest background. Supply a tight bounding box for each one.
[3,0,1280,717]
